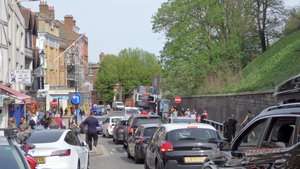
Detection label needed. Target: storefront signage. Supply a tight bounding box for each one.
[9,69,32,85]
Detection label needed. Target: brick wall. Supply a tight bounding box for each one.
[179,91,277,124]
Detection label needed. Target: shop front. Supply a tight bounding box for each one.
[0,83,31,128]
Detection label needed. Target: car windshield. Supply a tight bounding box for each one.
[126,109,139,115]
[0,145,26,169]
[132,117,162,127]
[116,103,123,106]
[27,130,63,143]
[112,118,121,123]
[172,118,196,123]
[144,127,158,136]
[167,128,219,142]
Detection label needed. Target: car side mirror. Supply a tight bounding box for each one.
[218,140,231,151]
[81,141,88,147]
[144,138,150,144]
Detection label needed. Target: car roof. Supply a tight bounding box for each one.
[161,123,216,132]
[139,123,161,128]
[257,102,300,118]
[131,114,160,119]
[169,117,194,119]
[125,107,139,109]
[108,116,124,119]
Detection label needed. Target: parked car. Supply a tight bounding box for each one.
[113,101,125,111]
[144,123,221,169]
[123,115,163,149]
[0,129,34,169]
[79,116,104,134]
[123,107,141,118]
[167,116,196,123]
[113,118,129,144]
[27,129,89,169]
[102,116,123,137]
[94,105,105,116]
[127,123,160,164]
[203,99,300,169]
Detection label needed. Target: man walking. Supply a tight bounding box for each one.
[223,114,238,142]
[82,111,99,153]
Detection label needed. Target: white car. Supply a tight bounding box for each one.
[167,116,196,123]
[123,107,141,118]
[27,129,89,169]
[113,101,125,110]
[102,116,123,137]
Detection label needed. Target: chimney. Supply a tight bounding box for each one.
[99,52,106,64]
[64,15,75,31]
[48,6,55,20]
[39,1,48,18]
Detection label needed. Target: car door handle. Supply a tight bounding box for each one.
[274,158,286,165]
[241,160,249,165]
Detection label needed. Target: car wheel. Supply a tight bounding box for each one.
[127,148,132,159]
[77,160,80,169]
[134,149,142,164]
[155,160,161,169]
[144,157,149,169]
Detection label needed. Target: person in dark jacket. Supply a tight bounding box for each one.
[82,111,99,152]
[223,114,238,142]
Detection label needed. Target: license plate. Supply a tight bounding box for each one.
[35,157,46,164]
[184,157,206,163]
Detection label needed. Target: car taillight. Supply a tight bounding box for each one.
[139,138,144,144]
[26,155,37,169]
[160,142,173,152]
[51,149,71,156]
[130,128,134,133]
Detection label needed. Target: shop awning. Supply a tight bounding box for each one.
[0,83,31,104]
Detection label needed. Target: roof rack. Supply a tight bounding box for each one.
[265,102,300,112]
[274,74,300,96]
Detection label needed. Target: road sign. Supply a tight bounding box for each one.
[51,99,58,107]
[71,94,81,105]
[174,96,181,104]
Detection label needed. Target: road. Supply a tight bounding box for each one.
[87,110,143,169]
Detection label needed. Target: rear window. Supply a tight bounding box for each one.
[120,120,128,125]
[144,127,158,137]
[27,130,63,143]
[172,118,196,123]
[111,118,121,123]
[126,109,140,115]
[0,145,26,169]
[167,128,219,142]
[132,117,162,127]
[116,103,123,106]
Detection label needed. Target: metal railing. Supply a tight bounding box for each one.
[202,119,224,132]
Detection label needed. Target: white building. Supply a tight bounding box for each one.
[0,0,28,128]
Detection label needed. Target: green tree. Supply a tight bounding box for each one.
[97,48,162,102]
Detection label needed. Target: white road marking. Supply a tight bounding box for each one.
[112,148,116,152]
[99,145,110,156]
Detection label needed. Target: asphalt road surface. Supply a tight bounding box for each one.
[88,110,143,169]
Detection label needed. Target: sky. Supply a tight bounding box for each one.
[21,0,166,63]
[21,0,299,63]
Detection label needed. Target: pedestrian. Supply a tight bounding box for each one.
[106,103,111,115]
[82,111,100,153]
[69,116,79,134]
[80,108,85,122]
[54,114,65,129]
[8,117,16,128]
[18,116,29,131]
[191,109,197,120]
[180,107,185,117]
[48,116,60,129]
[28,115,36,130]
[223,114,238,142]
[185,108,191,117]
[195,114,201,123]
[201,109,208,122]
[240,110,254,127]
[64,107,68,116]
[59,106,63,117]
[171,107,178,117]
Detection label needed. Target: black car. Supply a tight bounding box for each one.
[113,118,129,144]
[203,101,300,169]
[123,115,162,149]
[144,123,221,169]
[0,128,33,169]
[127,123,160,163]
